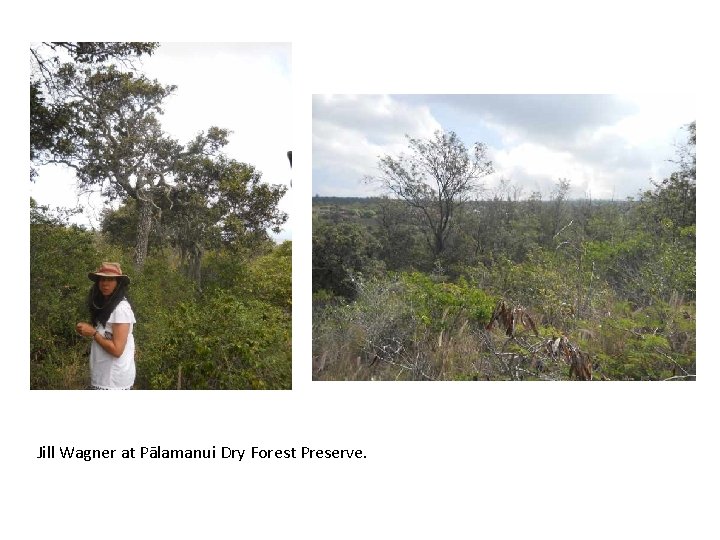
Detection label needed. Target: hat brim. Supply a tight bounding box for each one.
[88,272,130,285]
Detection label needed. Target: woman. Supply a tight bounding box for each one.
[75,262,136,390]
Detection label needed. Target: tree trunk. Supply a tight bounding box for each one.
[134,196,153,269]
[434,233,444,259]
[189,247,202,287]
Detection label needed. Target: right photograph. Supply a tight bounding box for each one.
[312,94,695,382]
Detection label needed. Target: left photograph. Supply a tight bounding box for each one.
[30,42,292,390]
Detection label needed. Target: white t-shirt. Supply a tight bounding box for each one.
[89,299,136,390]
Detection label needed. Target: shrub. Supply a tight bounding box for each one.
[312,272,496,381]
[141,291,291,390]
[402,272,496,330]
[31,202,100,389]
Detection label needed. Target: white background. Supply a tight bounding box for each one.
[3,2,718,538]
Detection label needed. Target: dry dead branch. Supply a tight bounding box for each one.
[545,336,592,380]
[486,300,539,337]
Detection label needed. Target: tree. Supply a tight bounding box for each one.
[367,130,493,261]
[32,44,287,271]
[168,144,288,284]
[36,63,182,268]
[100,198,167,254]
[99,133,288,285]
[541,178,571,246]
[30,42,159,177]
[638,121,696,234]
[31,42,177,268]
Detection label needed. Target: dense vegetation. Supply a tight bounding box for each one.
[312,124,695,381]
[31,200,291,390]
[30,43,291,389]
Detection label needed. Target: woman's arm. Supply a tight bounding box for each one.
[94,323,130,358]
[76,321,130,358]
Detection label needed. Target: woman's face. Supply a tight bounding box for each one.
[98,276,118,298]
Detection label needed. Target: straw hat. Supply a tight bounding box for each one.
[88,262,130,285]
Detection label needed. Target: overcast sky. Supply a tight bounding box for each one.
[30,42,293,240]
[313,94,695,199]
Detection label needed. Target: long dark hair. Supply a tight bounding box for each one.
[87,279,131,327]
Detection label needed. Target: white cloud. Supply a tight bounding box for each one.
[312,94,442,196]
[489,142,612,198]
[491,143,574,183]
[609,94,695,146]
[313,94,439,144]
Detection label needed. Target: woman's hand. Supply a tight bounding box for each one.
[76,322,96,338]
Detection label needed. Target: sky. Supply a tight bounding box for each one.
[312,94,695,200]
[30,42,293,240]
